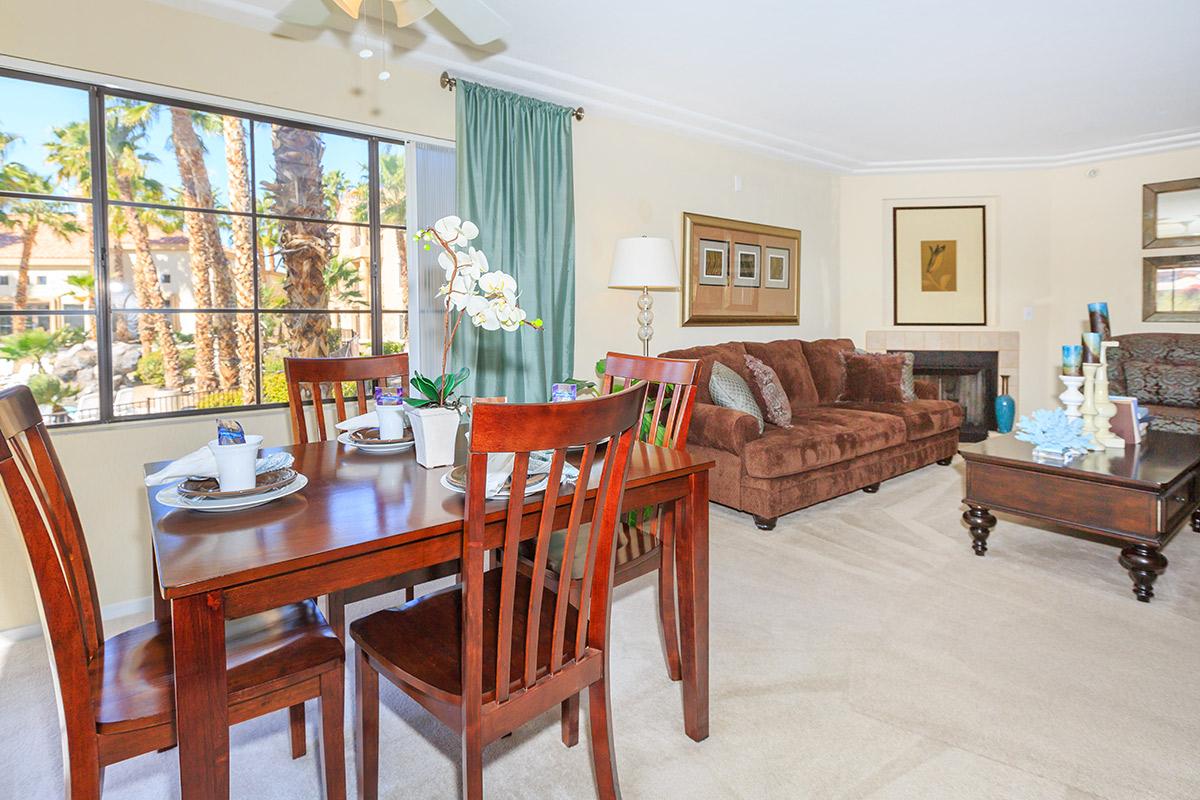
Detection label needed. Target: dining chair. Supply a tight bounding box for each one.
[283,353,457,637]
[0,385,346,799]
[351,382,648,800]
[525,352,700,743]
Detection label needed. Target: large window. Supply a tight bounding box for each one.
[0,68,409,425]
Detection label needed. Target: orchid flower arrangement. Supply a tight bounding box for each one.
[407,216,542,408]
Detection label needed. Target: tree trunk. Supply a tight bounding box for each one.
[111,243,133,343]
[169,108,217,393]
[394,228,408,343]
[266,125,331,358]
[12,222,37,333]
[222,116,258,404]
[115,176,182,389]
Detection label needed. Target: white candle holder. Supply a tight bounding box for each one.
[1059,375,1085,417]
[1080,363,1104,451]
[1093,341,1125,449]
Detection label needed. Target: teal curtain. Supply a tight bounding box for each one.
[452,80,575,402]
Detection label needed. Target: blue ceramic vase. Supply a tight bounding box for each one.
[995,374,1015,434]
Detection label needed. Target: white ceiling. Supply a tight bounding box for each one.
[157,0,1200,173]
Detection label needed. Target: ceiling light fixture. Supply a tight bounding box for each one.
[359,47,374,58]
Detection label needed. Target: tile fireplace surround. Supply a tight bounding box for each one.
[864,329,1021,419]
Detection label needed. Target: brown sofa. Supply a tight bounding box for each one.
[1107,333,1200,435]
[660,338,963,529]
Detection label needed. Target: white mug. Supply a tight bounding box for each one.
[207,434,263,492]
[376,405,407,440]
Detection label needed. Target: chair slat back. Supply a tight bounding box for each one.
[600,352,701,450]
[0,386,102,730]
[465,383,646,706]
[283,353,410,444]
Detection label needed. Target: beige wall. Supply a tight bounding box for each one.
[838,147,1200,414]
[0,0,839,629]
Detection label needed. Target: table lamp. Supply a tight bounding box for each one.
[608,236,679,356]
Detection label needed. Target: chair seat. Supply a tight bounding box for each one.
[92,599,343,734]
[350,570,579,705]
[538,521,661,581]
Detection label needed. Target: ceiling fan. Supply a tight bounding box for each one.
[280,0,509,46]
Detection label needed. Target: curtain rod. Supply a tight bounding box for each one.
[440,71,585,121]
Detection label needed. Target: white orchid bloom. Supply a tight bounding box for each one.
[490,298,527,332]
[432,215,480,247]
[437,272,477,310]
[476,271,517,302]
[468,297,502,331]
[465,246,489,276]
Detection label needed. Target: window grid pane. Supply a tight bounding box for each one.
[0,67,410,426]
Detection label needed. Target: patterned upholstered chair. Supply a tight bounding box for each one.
[1107,333,1200,435]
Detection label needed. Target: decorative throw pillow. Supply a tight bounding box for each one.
[709,362,765,433]
[1123,360,1200,408]
[839,352,907,403]
[855,348,916,402]
[744,354,793,428]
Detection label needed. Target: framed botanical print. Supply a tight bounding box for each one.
[893,205,987,326]
[682,212,800,326]
[698,239,729,286]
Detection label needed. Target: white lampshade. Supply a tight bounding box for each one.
[608,236,679,290]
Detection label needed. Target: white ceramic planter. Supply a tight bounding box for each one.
[407,405,460,468]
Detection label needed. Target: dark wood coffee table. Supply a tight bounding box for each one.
[958,431,1200,602]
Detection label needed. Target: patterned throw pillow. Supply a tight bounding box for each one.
[839,352,907,403]
[1123,360,1200,408]
[744,354,793,428]
[855,348,916,402]
[709,362,765,433]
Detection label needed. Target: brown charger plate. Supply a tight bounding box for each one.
[178,468,298,500]
[349,427,414,446]
[446,465,550,494]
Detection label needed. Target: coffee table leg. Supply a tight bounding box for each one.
[1119,545,1168,603]
[963,505,996,556]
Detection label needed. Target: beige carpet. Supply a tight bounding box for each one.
[3,459,1200,799]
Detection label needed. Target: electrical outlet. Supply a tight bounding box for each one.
[1023,306,1034,321]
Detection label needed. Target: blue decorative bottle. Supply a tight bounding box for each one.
[995,374,1015,434]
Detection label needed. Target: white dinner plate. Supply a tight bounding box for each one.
[439,471,550,499]
[566,436,609,452]
[338,431,415,454]
[156,473,308,513]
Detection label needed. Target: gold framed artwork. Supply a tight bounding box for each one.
[1143,177,1200,249]
[892,205,986,326]
[682,212,800,326]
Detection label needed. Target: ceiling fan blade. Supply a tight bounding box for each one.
[388,0,435,27]
[332,0,364,17]
[276,0,338,26]
[429,0,510,44]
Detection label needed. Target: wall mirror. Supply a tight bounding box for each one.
[1144,178,1200,248]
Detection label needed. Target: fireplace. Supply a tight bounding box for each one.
[892,350,998,442]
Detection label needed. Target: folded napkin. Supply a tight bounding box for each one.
[483,451,580,498]
[144,448,294,486]
[336,411,378,432]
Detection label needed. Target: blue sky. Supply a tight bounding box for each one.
[1,74,370,211]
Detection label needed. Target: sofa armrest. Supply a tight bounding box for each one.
[687,403,761,455]
[914,379,939,400]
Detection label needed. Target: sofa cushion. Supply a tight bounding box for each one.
[742,340,820,408]
[840,352,907,403]
[1109,333,1200,396]
[660,341,754,405]
[744,354,793,427]
[1144,403,1200,435]
[687,402,762,454]
[1122,360,1200,408]
[710,362,764,432]
[800,338,855,404]
[742,406,907,479]
[835,399,964,441]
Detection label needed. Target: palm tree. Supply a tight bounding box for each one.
[221,116,257,403]
[264,124,331,358]
[105,99,183,388]
[0,166,83,332]
[61,274,95,335]
[379,151,408,340]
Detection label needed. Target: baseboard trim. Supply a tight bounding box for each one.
[0,595,154,643]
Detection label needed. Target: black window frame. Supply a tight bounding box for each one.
[0,65,409,428]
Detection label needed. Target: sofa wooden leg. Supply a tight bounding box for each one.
[753,515,777,531]
[862,483,880,494]
[937,457,953,466]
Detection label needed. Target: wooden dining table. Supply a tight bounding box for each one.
[144,436,714,800]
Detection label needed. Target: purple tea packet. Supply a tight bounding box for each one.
[374,385,404,406]
[551,383,577,402]
[216,418,246,445]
